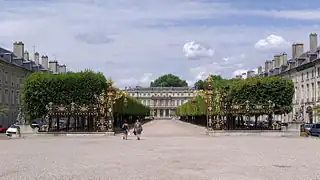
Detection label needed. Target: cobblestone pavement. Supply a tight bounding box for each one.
[0,120,320,180]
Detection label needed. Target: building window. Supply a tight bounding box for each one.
[0,88,2,103]
[294,86,298,102]
[312,70,314,77]
[307,72,309,79]
[312,83,315,101]
[307,84,309,100]
[16,91,20,104]
[4,89,8,104]
[301,85,304,101]
[11,90,14,105]
[318,82,320,100]
[301,73,304,81]
[4,72,8,84]
[0,69,2,84]
[11,73,14,86]
[318,68,320,76]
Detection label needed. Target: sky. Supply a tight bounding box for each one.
[1,0,320,88]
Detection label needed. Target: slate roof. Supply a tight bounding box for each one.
[0,46,45,72]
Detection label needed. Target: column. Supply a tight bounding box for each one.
[168,109,171,118]
[164,109,167,118]
[157,109,160,118]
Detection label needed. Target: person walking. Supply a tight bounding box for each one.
[133,119,143,140]
[122,120,129,140]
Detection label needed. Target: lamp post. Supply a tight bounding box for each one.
[205,76,213,132]
[106,77,115,132]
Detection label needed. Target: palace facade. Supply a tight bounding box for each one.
[0,41,68,128]
[124,87,196,119]
[237,33,320,123]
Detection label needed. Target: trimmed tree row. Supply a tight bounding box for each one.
[176,76,294,129]
[20,71,150,124]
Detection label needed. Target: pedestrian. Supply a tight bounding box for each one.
[122,120,129,140]
[133,119,143,140]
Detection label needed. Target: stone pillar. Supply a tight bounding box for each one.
[168,109,171,118]
[164,109,167,118]
[157,109,160,117]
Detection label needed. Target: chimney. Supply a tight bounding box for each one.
[58,64,67,74]
[34,52,39,65]
[274,55,281,68]
[309,32,318,53]
[282,52,288,65]
[295,43,304,58]
[288,60,296,69]
[264,61,269,73]
[272,59,276,69]
[41,55,48,69]
[257,66,262,74]
[241,72,246,79]
[49,60,58,73]
[292,44,296,59]
[247,70,255,78]
[13,41,24,59]
[24,50,29,60]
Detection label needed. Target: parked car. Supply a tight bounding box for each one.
[6,124,21,138]
[307,123,320,136]
[0,125,7,133]
[304,123,313,132]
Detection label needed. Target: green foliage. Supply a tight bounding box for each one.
[21,70,107,119]
[194,75,225,90]
[176,95,207,116]
[227,76,294,114]
[151,74,188,87]
[178,76,294,116]
[113,96,150,116]
[0,106,8,115]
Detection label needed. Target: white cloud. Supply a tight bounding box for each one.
[232,69,248,79]
[254,34,290,50]
[0,0,318,88]
[183,41,214,60]
[116,73,153,88]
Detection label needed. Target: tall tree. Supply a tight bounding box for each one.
[151,74,188,87]
[21,70,107,120]
[194,75,224,90]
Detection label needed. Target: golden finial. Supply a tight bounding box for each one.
[107,77,114,85]
[206,75,213,83]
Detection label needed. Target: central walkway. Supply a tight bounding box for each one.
[140,119,207,137]
[0,120,319,180]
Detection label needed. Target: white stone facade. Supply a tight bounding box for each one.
[0,41,68,128]
[238,33,320,123]
[124,87,196,119]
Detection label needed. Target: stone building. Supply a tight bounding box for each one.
[124,87,196,119]
[0,41,68,128]
[237,33,320,123]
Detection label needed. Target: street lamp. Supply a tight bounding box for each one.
[205,75,213,132]
[106,77,115,132]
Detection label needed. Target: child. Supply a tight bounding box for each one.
[122,120,129,140]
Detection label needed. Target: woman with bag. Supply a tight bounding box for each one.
[133,119,143,140]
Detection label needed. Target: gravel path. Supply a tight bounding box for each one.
[0,120,319,180]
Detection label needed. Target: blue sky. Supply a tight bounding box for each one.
[0,0,320,87]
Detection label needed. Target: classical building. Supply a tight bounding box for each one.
[236,32,320,123]
[0,41,68,128]
[124,87,196,119]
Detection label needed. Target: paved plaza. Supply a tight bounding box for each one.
[0,120,320,180]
